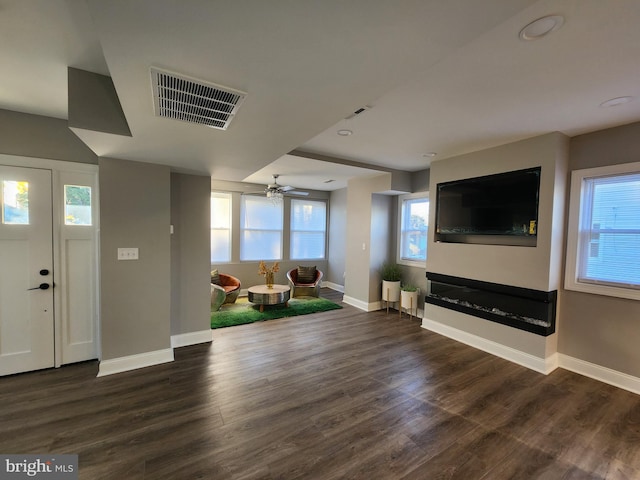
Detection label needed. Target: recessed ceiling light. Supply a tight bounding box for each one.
[337,129,353,136]
[519,15,564,41]
[599,96,634,108]
[423,152,437,158]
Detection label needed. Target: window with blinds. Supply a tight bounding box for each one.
[290,199,326,260]
[578,172,640,288]
[240,196,283,261]
[566,162,640,300]
[211,192,231,263]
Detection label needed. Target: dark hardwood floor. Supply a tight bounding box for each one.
[2,288,640,479]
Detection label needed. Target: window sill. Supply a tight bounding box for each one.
[398,259,426,268]
[564,278,640,301]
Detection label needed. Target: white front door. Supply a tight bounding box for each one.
[0,166,55,375]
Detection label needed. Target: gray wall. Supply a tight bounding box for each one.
[559,122,640,377]
[99,157,172,360]
[344,173,392,305]
[327,188,347,287]
[427,133,569,291]
[370,193,394,300]
[401,168,431,308]
[411,168,430,193]
[425,133,569,359]
[0,109,97,163]
[171,173,211,336]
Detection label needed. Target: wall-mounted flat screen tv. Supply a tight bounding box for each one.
[435,167,541,246]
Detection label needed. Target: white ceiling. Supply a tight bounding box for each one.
[2,0,640,191]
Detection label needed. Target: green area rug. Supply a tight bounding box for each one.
[211,296,343,329]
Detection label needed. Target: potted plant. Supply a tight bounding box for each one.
[380,262,402,303]
[400,284,420,317]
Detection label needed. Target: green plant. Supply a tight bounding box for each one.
[380,262,402,282]
[401,284,418,292]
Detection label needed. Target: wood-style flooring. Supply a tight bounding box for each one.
[2,288,640,479]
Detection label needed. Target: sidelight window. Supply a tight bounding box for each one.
[2,180,29,225]
[64,185,92,225]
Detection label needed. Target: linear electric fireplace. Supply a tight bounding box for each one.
[425,272,556,336]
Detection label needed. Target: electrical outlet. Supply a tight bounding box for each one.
[117,248,139,260]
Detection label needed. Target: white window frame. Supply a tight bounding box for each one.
[290,198,327,260]
[210,191,232,263]
[240,195,283,261]
[397,192,429,267]
[565,161,640,301]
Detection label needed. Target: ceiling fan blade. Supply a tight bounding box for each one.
[286,190,309,196]
[280,185,295,192]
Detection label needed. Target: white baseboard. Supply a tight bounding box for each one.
[171,329,213,348]
[421,317,558,374]
[97,348,174,377]
[343,295,380,312]
[323,281,344,293]
[558,354,640,396]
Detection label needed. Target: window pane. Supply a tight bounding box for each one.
[242,231,281,261]
[240,196,283,261]
[291,200,326,230]
[400,197,428,261]
[2,181,29,225]
[290,199,326,260]
[64,185,92,225]
[211,192,231,263]
[291,232,325,259]
[582,232,640,286]
[243,196,283,229]
[578,173,640,288]
[211,230,231,263]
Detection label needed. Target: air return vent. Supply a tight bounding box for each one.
[151,67,246,130]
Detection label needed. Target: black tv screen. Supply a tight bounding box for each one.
[435,167,541,246]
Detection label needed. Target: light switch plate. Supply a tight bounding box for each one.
[117,247,139,260]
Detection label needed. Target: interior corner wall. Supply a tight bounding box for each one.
[559,121,640,378]
[327,188,347,287]
[369,193,394,301]
[99,157,172,360]
[0,109,98,164]
[344,173,392,306]
[170,173,211,337]
[411,168,430,193]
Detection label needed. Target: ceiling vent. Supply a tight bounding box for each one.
[345,105,371,119]
[151,67,246,130]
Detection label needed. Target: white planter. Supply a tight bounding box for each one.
[382,280,401,302]
[400,289,419,315]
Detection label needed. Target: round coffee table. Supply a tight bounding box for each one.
[247,284,291,312]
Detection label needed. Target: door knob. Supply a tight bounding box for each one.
[28,283,50,291]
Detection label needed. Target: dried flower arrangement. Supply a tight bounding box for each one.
[258,261,279,276]
[258,261,279,288]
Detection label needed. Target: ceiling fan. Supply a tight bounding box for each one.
[248,174,309,199]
